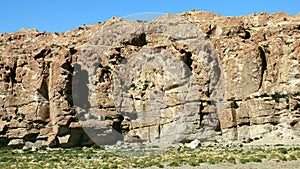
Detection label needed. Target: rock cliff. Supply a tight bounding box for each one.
[0,10,299,148]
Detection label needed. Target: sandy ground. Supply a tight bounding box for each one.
[141,159,300,169]
[127,134,300,169]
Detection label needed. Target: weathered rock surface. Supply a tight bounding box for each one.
[74,15,224,147]
[0,10,299,148]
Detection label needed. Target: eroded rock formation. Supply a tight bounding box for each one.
[0,10,299,148]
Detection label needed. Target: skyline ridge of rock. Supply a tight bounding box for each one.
[0,10,299,148]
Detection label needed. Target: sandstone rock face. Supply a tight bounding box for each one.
[180,11,300,141]
[74,15,224,147]
[0,25,103,147]
[0,10,299,148]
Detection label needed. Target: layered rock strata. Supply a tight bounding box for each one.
[0,11,299,148]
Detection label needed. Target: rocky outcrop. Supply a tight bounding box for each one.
[0,25,103,147]
[180,11,300,141]
[74,15,224,147]
[0,10,299,148]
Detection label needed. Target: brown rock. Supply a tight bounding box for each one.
[0,10,299,148]
[0,121,7,134]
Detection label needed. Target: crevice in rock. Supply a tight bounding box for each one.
[258,46,267,90]
[244,31,251,39]
[3,61,18,92]
[1,61,17,91]
[98,64,112,83]
[238,121,251,126]
[164,80,190,91]
[112,115,124,133]
[32,120,48,125]
[123,33,147,47]
[34,48,51,60]
[65,72,74,107]
[38,62,50,101]
[270,120,280,125]
[206,25,217,38]
[157,124,161,139]
[199,102,206,127]
[231,101,238,140]
[293,103,300,111]
[108,47,126,65]
[204,87,211,98]
[61,60,74,72]
[0,125,8,135]
[23,133,39,142]
[69,47,77,55]
[291,120,299,127]
[180,49,193,71]
[239,29,251,39]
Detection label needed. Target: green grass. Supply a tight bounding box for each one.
[274,144,285,147]
[227,156,236,164]
[0,145,298,168]
[239,158,250,164]
[278,148,288,154]
[249,157,262,163]
[257,154,267,159]
[168,161,179,167]
[279,156,288,161]
[289,155,297,161]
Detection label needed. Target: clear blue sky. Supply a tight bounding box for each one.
[0,0,299,33]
